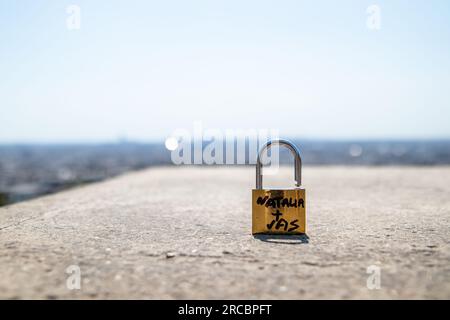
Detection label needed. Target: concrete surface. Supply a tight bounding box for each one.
[0,166,449,299]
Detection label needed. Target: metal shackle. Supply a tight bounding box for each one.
[256,139,302,189]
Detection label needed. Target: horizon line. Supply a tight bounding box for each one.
[2,137,450,146]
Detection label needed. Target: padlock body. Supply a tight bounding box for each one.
[252,188,306,234]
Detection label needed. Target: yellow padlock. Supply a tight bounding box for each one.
[252,139,306,235]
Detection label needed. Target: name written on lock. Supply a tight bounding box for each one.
[255,196,304,209]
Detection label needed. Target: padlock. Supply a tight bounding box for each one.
[252,139,306,235]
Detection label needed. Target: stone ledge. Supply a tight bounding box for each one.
[0,166,449,299]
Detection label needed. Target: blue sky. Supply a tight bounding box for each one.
[1,0,450,142]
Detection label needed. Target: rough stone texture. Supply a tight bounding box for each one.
[0,166,449,299]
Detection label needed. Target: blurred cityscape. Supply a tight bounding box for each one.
[1,140,450,206]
